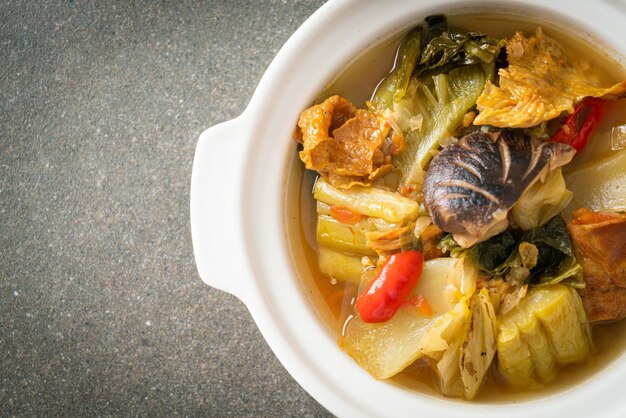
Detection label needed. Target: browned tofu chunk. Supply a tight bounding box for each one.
[567,208,626,322]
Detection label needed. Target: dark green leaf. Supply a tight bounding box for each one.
[440,215,584,288]
[416,28,501,77]
[533,256,585,288]
[423,14,447,44]
[521,215,574,258]
[370,15,502,113]
[470,228,520,274]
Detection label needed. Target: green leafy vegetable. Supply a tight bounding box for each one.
[533,256,584,289]
[470,228,519,274]
[417,30,501,76]
[368,16,502,189]
[370,27,423,112]
[439,216,584,288]
[522,214,574,258]
[395,66,492,187]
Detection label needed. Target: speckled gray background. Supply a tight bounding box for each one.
[0,0,332,416]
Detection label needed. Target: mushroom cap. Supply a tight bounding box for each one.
[423,130,575,248]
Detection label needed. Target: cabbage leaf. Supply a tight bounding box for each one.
[339,257,477,379]
[419,288,497,399]
[370,27,423,112]
[512,168,573,231]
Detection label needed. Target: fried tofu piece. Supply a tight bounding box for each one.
[474,28,626,128]
[567,208,626,322]
[296,95,394,188]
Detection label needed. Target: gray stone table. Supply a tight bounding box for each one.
[1,1,333,416]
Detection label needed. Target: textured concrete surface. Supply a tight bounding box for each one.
[0,0,332,416]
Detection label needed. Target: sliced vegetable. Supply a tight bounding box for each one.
[497,284,591,387]
[318,200,403,233]
[356,250,424,323]
[317,215,375,256]
[459,289,497,399]
[318,246,367,284]
[427,299,470,398]
[419,288,497,400]
[420,296,471,359]
[314,178,419,223]
[340,257,477,379]
[511,167,573,231]
[564,148,626,214]
[550,98,607,152]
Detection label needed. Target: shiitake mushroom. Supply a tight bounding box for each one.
[423,130,575,247]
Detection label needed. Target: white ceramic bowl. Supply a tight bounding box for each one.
[190,0,626,416]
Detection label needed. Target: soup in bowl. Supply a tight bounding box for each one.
[290,10,626,402]
[191,0,626,415]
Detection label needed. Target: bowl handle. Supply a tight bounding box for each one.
[190,116,252,300]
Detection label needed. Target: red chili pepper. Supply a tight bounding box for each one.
[356,250,424,323]
[550,98,607,152]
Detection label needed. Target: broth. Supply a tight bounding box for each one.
[288,12,626,402]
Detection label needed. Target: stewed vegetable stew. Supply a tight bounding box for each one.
[291,14,626,400]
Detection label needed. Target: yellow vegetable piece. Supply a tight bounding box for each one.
[317,215,376,256]
[497,284,591,387]
[460,289,498,400]
[420,296,471,359]
[314,178,419,224]
[474,28,626,128]
[421,289,498,400]
[318,246,366,284]
[497,324,537,387]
